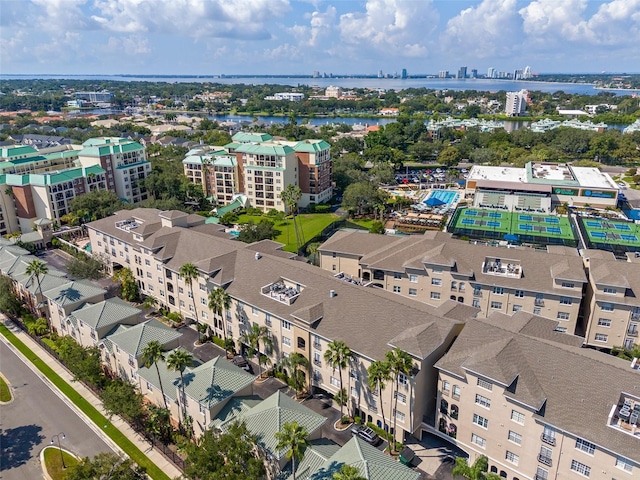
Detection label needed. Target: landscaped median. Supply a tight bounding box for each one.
[0,323,171,480]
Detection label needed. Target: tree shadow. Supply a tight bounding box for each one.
[0,424,45,471]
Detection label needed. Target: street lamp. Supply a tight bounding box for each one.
[51,432,66,469]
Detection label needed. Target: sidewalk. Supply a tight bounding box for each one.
[0,316,183,480]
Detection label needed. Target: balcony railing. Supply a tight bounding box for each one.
[313,342,321,350]
[313,359,322,367]
[534,475,548,480]
[541,434,556,446]
[627,329,638,337]
[631,312,640,320]
[535,299,545,307]
[537,455,553,467]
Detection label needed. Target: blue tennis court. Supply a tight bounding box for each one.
[616,224,631,231]
[488,212,502,219]
[591,231,606,239]
[487,221,501,227]
[519,224,533,231]
[461,218,475,225]
[587,221,602,228]
[547,227,562,234]
[621,234,638,241]
[519,215,533,221]
[465,210,478,216]
[545,218,560,224]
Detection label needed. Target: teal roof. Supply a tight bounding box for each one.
[82,137,128,147]
[215,198,244,217]
[115,160,150,170]
[232,132,273,143]
[289,439,341,480]
[72,297,141,331]
[0,145,38,158]
[215,391,326,461]
[235,143,294,156]
[223,142,242,150]
[205,216,220,224]
[308,437,420,480]
[104,318,180,356]
[293,140,331,153]
[80,138,144,157]
[43,280,105,307]
[181,356,255,408]
[5,165,105,186]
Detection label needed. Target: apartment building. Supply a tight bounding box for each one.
[77,137,150,204]
[318,231,586,334]
[184,133,332,211]
[434,313,639,480]
[505,89,528,116]
[85,208,478,442]
[582,250,640,350]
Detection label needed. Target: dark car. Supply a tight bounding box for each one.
[350,425,382,446]
[231,355,253,373]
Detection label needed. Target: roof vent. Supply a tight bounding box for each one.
[255,252,262,260]
[330,290,336,298]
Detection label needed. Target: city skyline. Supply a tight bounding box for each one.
[1,0,640,77]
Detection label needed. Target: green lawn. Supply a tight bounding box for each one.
[0,373,11,402]
[43,446,79,480]
[345,218,376,230]
[236,213,340,252]
[0,324,171,480]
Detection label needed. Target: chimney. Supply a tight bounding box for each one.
[330,290,336,298]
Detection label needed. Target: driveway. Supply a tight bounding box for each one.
[402,431,467,480]
[300,395,354,446]
[0,341,113,480]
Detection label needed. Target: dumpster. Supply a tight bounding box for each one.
[399,446,415,466]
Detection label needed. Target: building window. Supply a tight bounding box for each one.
[330,376,340,387]
[394,272,402,280]
[394,409,405,422]
[601,302,614,312]
[431,278,442,286]
[570,460,591,477]
[452,385,461,398]
[398,372,408,386]
[282,320,291,330]
[603,288,617,294]
[561,282,575,288]
[557,312,570,320]
[615,457,634,473]
[473,285,482,296]
[512,305,522,312]
[493,287,504,295]
[472,413,488,429]
[443,380,450,394]
[560,297,572,305]
[393,286,401,293]
[409,274,418,283]
[472,299,480,308]
[351,386,358,397]
[409,288,417,296]
[200,403,206,416]
[477,378,492,391]
[508,430,522,445]
[395,391,406,404]
[431,292,441,300]
[511,409,525,424]
[594,333,608,342]
[514,289,524,298]
[505,451,519,465]
[536,467,548,480]
[282,336,291,347]
[575,438,596,455]
[432,267,443,274]
[597,318,611,327]
[471,433,486,448]
[475,394,491,409]
[490,301,502,309]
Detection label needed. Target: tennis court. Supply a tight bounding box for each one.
[580,217,640,249]
[450,207,576,245]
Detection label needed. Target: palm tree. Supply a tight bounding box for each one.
[142,295,158,312]
[167,349,193,427]
[179,263,200,326]
[385,348,414,452]
[324,340,352,418]
[208,287,232,340]
[274,421,310,480]
[142,340,168,410]
[333,464,365,480]
[280,184,304,252]
[240,323,273,378]
[26,259,48,314]
[282,352,309,398]
[452,455,492,480]
[367,360,392,440]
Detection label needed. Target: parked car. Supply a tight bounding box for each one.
[351,425,382,446]
[231,355,253,373]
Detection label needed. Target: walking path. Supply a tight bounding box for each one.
[0,315,183,480]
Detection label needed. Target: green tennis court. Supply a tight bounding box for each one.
[580,217,640,249]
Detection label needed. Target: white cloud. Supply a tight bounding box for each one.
[338,0,437,57]
[519,0,587,38]
[289,5,336,47]
[442,0,519,59]
[105,35,150,55]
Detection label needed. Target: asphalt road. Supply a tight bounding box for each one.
[0,341,113,480]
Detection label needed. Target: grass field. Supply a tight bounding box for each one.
[451,207,575,243]
[236,213,340,252]
[0,373,11,402]
[0,324,171,480]
[43,446,79,480]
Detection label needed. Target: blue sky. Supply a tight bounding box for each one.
[1,0,639,76]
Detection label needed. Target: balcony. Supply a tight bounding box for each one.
[313,342,321,350]
[631,311,640,320]
[535,299,545,307]
[534,475,548,480]
[537,455,553,467]
[627,329,638,337]
[314,359,321,367]
[541,434,556,446]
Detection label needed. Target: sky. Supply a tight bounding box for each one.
[1,0,639,76]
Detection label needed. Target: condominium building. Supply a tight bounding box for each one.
[318,231,586,334]
[582,250,640,350]
[185,133,332,211]
[325,85,343,98]
[505,90,529,117]
[434,314,640,480]
[85,208,477,442]
[77,137,150,204]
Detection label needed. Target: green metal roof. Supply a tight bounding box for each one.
[43,280,106,307]
[115,160,150,170]
[5,165,105,186]
[72,297,141,331]
[232,132,274,143]
[137,349,200,401]
[293,140,331,153]
[289,439,341,480]
[308,437,420,480]
[80,138,144,157]
[235,143,294,156]
[0,145,38,158]
[104,318,180,356]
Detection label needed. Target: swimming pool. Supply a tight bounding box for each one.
[423,190,460,206]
